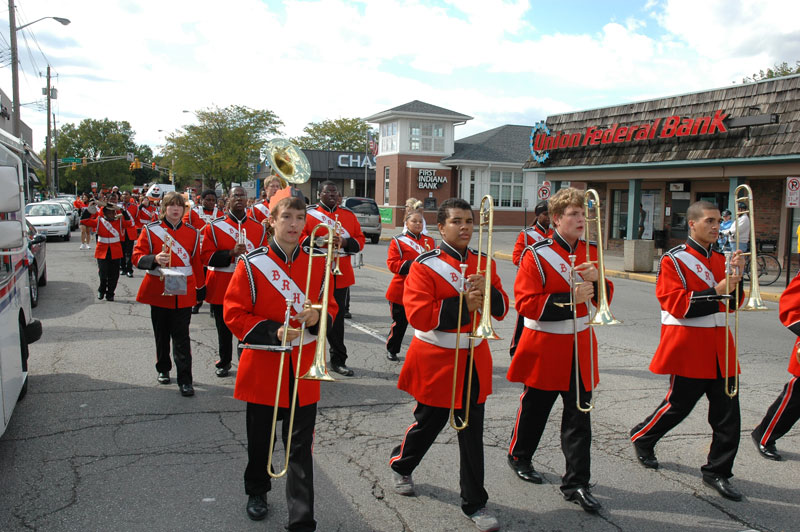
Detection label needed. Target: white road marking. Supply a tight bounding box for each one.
[348,320,387,342]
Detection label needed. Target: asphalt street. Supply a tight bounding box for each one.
[1,228,798,532]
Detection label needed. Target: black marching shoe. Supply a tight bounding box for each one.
[343,311,352,319]
[191,303,202,315]
[702,475,742,501]
[215,365,231,378]
[751,431,782,461]
[632,442,659,469]
[97,290,105,300]
[246,493,268,521]
[105,293,115,302]
[157,372,171,385]
[330,363,354,376]
[386,351,399,361]
[507,455,544,484]
[565,487,602,513]
[126,271,133,278]
[179,383,194,397]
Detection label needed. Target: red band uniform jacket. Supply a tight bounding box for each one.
[80,210,133,260]
[248,201,270,224]
[301,203,365,289]
[132,219,205,308]
[184,205,220,229]
[648,238,744,378]
[385,230,436,305]
[398,242,509,408]
[512,222,552,266]
[200,213,266,305]
[123,202,139,240]
[507,232,615,392]
[136,204,157,230]
[224,240,338,407]
[778,270,800,377]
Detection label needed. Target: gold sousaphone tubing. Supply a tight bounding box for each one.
[265,138,312,187]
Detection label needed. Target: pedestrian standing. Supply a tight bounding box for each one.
[80,200,133,301]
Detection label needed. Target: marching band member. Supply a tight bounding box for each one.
[389,198,508,532]
[301,181,365,377]
[201,186,266,378]
[751,270,800,461]
[630,200,745,501]
[249,174,283,225]
[506,187,612,513]
[80,200,134,302]
[185,189,219,314]
[137,196,157,229]
[120,190,139,278]
[385,207,435,361]
[75,193,91,250]
[224,195,336,529]
[509,200,552,358]
[133,191,205,397]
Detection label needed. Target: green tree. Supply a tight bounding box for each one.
[53,118,156,193]
[743,61,800,82]
[291,117,375,151]
[161,105,283,191]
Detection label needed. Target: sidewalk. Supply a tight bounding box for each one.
[381,226,785,302]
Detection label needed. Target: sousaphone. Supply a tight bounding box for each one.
[265,138,311,187]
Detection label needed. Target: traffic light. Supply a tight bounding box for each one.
[129,162,135,171]
[134,158,140,169]
[71,162,77,170]
[82,157,87,167]
[151,162,156,170]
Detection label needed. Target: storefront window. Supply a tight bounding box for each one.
[469,170,476,207]
[380,122,397,152]
[409,121,444,152]
[611,189,662,239]
[383,166,390,205]
[489,171,523,208]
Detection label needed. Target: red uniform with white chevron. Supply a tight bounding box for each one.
[301,203,365,289]
[511,222,552,266]
[184,205,220,229]
[136,204,157,229]
[397,245,509,408]
[506,237,613,392]
[248,201,270,224]
[223,244,337,407]
[80,211,133,260]
[132,220,205,308]
[200,214,266,305]
[385,231,436,304]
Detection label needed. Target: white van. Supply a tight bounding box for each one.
[0,130,43,437]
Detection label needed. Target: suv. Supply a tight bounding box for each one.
[342,197,381,244]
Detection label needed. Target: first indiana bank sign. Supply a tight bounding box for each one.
[530,109,729,163]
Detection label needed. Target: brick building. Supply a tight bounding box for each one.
[526,74,800,268]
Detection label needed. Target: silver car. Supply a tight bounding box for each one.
[343,197,381,244]
[25,202,71,241]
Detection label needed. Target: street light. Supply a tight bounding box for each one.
[7,8,71,138]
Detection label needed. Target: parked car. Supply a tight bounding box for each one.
[25,202,71,240]
[342,197,381,244]
[25,220,47,307]
[49,199,79,230]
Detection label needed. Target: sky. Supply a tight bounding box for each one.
[1,0,799,155]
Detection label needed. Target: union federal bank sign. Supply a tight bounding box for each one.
[530,109,728,163]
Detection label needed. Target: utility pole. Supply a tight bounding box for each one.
[52,112,59,194]
[45,65,52,193]
[8,0,20,137]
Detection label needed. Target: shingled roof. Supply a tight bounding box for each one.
[365,100,472,122]
[442,124,533,165]
[526,74,800,170]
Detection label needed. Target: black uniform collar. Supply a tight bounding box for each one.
[404,229,422,240]
[163,218,183,230]
[318,202,338,214]
[227,210,247,224]
[269,237,300,263]
[553,229,577,253]
[440,241,468,262]
[686,236,712,258]
[534,221,548,234]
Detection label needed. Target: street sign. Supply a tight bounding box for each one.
[787,176,800,208]
[537,186,550,200]
[126,152,134,162]
[62,157,81,163]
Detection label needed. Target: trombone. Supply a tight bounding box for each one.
[557,189,620,413]
[449,195,500,431]
[238,223,336,478]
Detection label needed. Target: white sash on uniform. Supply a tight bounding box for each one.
[420,255,464,292]
[536,245,574,286]
[149,225,192,266]
[194,206,218,226]
[253,203,269,218]
[672,250,716,288]
[97,217,120,243]
[525,228,546,243]
[307,209,351,239]
[397,235,425,255]
[215,221,255,252]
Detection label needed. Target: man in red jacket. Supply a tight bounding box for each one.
[751,270,800,461]
[133,192,205,397]
[301,181,364,376]
[506,187,612,513]
[389,198,508,532]
[201,186,266,377]
[630,200,745,501]
[80,201,134,301]
[224,195,336,528]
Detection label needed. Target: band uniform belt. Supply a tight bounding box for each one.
[523,317,590,335]
[414,329,484,349]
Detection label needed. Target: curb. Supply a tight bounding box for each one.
[493,251,781,303]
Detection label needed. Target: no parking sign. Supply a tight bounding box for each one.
[787,177,800,208]
[537,180,551,200]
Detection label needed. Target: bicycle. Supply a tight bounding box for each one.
[717,235,781,286]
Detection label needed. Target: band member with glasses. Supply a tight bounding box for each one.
[389,198,508,532]
[630,200,745,501]
[506,187,612,513]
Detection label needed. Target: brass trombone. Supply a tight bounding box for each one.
[238,224,336,478]
[557,189,620,413]
[449,195,500,431]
